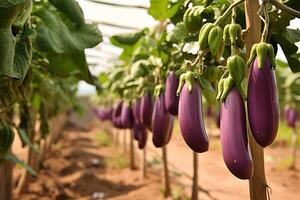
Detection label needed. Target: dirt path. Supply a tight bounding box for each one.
[17,127,170,200]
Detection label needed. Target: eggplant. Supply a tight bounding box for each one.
[152,94,173,147]
[287,108,297,129]
[112,102,123,128]
[120,104,134,129]
[178,83,209,153]
[137,124,148,149]
[133,122,140,141]
[132,99,142,125]
[164,115,174,144]
[247,57,279,147]
[165,71,180,115]
[140,93,153,129]
[220,88,253,179]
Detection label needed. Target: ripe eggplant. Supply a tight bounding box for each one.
[287,108,297,129]
[164,115,174,144]
[137,124,148,149]
[112,102,123,128]
[165,71,180,115]
[152,94,173,147]
[121,104,134,129]
[178,83,209,153]
[132,99,142,125]
[133,122,140,141]
[247,57,279,147]
[220,88,253,179]
[140,93,153,129]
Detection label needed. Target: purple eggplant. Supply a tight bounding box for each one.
[178,83,209,153]
[120,104,134,129]
[140,93,153,129]
[132,99,142,125]
[133,122,140,141]
[287,109,297,128]
[152,94,173,147]
[164,115,174,144]
[165,71,180,115]
[220,88,253,179]
[247,57,279,147]
[112,102,123,128]
[137,124,148,149]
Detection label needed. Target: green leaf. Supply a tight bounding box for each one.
[148,0,182,21]
[49,0,85,26]
[17,128,37,151]
[272,32,300,73]
[4,153,36,176]
[166,22,189,43]
[34,9,102,54]
[110,29,146,48]
[0,0,25,7]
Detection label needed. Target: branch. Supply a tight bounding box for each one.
[269,0,300,18]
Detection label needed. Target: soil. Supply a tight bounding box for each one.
[15,118,300,200]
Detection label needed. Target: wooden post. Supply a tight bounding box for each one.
[191,152,198,200]
[123,130,127,153]
[0,159,13,200]
[162,146,171,197]
[290,128,298,169]
[244,0,268,199]
[0,165,4,200]
[142,147,147,178]
[129,130,136,170]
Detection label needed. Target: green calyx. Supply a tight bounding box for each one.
[227,55,245,85]
[246,42,276,69]
[223,23,244,48]
[198,23,215,50]
[183,6,204,34]
[208,26,223,56]
[176,73,186,96]
[185,71,195,92]
[154,84,164,97]
[216,56,247,102]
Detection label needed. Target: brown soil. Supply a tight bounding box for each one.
[15,119,300,200]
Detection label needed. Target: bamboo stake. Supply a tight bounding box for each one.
[191,152,198,200]
[290,128,298,169]
[142,147,147,178]
[244,0,268,199]
[130,130,136,170]
[162,146,171,197]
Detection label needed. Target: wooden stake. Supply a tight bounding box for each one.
[244,0,268,199]
[162,146,171,197]
[290,128,298,169]
[130,130,136,170]
[142,147,147,178]
[191,152,198,200]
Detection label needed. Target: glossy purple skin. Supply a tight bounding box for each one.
[164,115,174,144]
[165,72,179,115]
[121,104,134,129]
[137,124,148,149]
[140,93,153,129]
[287,109,297,128]
[132,99,142,125]
[247,58,279,147]
[178,83,209,153]
[112,102,123,128]
[221,88,253,180]
[133,122,140,141]
[152,94,173,147]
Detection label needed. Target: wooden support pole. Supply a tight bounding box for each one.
[191,152,198,200]
[162,146,171,197]
[244,0,268,199]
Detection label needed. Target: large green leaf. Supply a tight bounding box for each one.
[148,0,183,21]
[48,0,85,26]
[34,9,102,54]
[0,0,25,7]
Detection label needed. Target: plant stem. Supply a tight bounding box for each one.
[270,0,300,18]
[215,0,245,26]
[260,3,269,43]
